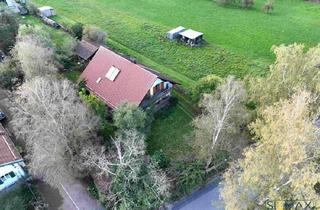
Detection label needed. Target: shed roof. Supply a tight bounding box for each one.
[38,6,54,11]
[75,40,99,61]
[179,29,203,39]
[167,26,185,34]
[0,124,22,166]
[80,46,158,108]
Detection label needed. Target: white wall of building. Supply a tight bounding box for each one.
[0,162,26,191]
[149,79,173,96]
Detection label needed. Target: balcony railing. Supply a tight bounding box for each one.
[140,88,172,108]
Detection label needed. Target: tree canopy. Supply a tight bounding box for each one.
[0,9,19,53]
[249,44,320,113]
[193,76,250,172]
[10,77,100,187]
[13,25,57,79]
[221,91,320,209]
[81,129,171,209]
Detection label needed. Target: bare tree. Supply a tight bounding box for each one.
[193,76,249,172]
[10,77,100,187]
[14,36,57,79]
[81,130,145,180]
[221,91,320,209]
[81,129,171,209]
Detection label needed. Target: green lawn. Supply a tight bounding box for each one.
[63,70,81,83]
[32,0,320,83]
[147,99,193,160]
[0,184,35,209]
[21,16,72,46]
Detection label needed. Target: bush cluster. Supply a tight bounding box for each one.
[191,74,222,102]
[217,0,254,8]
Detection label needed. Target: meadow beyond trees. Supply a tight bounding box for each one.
[32,0,320,84]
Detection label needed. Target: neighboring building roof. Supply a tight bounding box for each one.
[0,124,22,166]
[80,46,158,108]
[179,29,203,40]
[75,40,99,61]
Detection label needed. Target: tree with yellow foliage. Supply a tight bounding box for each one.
[249,44,320,113]
[221,91,320,209]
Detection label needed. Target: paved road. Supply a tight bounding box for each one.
[170,181,224,210]
[60,181,104,210]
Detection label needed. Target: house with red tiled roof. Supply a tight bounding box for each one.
[80,46,176,109]
[0,124,26,191]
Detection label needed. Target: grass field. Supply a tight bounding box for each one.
[32,0,320,84]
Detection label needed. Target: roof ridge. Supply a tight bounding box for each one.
[98,46,158,78]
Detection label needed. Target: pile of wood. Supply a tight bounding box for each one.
[41,16,60,28]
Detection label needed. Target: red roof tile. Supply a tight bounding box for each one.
[0,124,22,165]
[80,47,158,108]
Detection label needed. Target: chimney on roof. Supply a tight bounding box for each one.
[129,57,137,64]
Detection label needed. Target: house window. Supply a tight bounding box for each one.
[153,82,165,95]
[96,77,102,84]
[155,84,161,93]
[9,172,16,178]
[160,82,165,90]
[106,66,120,81]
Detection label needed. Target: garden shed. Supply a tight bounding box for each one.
[167,26,185,40]
[38,6,56,17]
[179,29,204,46]
[75,40,99,61]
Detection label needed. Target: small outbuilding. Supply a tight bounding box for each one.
[75,40,99,61]
[167,26,185,40]
[179,29,204,46]
[38,6,56,17]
